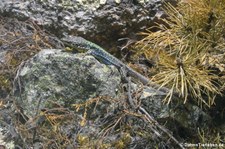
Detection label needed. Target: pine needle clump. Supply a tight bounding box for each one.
[135,0,225,106]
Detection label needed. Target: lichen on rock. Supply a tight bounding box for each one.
[13,49,121,118]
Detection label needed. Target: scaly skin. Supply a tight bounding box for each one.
[61,36,170,93]
[61,36,184,149]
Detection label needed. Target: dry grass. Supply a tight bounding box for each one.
[135,0,225,106]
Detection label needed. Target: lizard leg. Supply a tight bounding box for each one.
[80,50,93,59]
[119,66,129,83]
[120,67,137,109]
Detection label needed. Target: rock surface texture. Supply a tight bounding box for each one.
[1,46,212,149]
[13,49,121,117]
[0,0,176,46]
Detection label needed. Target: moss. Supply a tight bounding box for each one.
[113,133,132,149]
[0,74,11,91]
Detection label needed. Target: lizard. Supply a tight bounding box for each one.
[61,36,184,149]
[61,36,171,94]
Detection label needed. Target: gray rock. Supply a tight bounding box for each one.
[9,48,213,148]
[141,90,212,131]
[13,49,121,118]
[0,0,177,47]
[0,127,14,149]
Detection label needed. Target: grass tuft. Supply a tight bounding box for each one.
[135,0,225,106]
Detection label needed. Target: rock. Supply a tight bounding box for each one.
[13,49,121,118]
[12,46,211,132]
[0,0,177,48]
[0,16,64,99]
[10,48,213,148]
[141,89,212,136]
[0,128,14,149]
